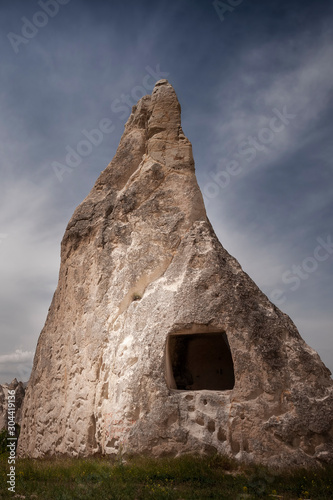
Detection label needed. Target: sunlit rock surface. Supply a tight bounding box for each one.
[18,80,333,466]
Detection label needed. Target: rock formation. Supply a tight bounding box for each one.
[0,379,26,431]
[18,80,333,466]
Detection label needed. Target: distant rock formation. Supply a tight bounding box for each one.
[0,379,26,431]
[18,80,333,466]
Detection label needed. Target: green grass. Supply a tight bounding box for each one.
[0,453,332,499]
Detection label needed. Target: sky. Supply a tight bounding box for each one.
[0,0,332,384]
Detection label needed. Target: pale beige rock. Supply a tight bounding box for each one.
[18,81,333,466]
[0,379,26,431]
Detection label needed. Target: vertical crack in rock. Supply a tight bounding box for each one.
[17,80,333,467]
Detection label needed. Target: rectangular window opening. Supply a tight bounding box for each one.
[166,332,235,391]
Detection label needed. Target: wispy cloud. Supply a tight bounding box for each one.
[0,350,34,384]
[0,350,34,364]
[210,31,333,178]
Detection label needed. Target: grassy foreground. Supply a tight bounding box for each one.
[0,453,332,499]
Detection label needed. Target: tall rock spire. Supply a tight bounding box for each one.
[18,81,333,466]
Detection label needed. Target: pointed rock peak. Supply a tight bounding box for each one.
[146,81,190,169]
[93,80,193,197]
[18,79,333,468]
[126,79,180,132]
[154,79,169,87]
[151,79,179,102]
[151,78,180,111]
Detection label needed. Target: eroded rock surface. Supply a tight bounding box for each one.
[0,379,26,431]
[18,80,333,466]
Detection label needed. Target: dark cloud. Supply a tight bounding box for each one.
[0,0,332,382]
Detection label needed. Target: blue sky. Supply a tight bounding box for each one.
[0,0,332,383]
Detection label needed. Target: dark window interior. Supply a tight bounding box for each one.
[168,332,235,391]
